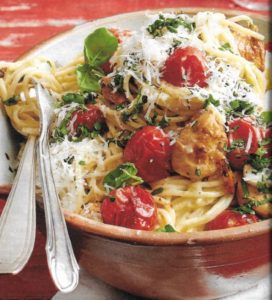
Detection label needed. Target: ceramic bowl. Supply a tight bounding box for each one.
[0,8,271,299]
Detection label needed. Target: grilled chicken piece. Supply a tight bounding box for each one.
[232,30,265,71]
[172,107,228,181]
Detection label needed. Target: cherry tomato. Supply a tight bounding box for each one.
[101,186,157,230]
[70,104,104,133]
[123,126,173,183]
[206,210,259,230]
[227,119,260,170]
[161,46,209,88]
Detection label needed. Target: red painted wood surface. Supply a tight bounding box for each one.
[0,0,268,299]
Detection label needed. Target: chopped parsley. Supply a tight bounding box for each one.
[107,130,133,148]
[145,113,169,128]
[151,187,164,195]
[147,14,195,37]
[79,160,86,166]
[225,99,255,118]
[156,224,176,232]
[233,198,272,215]
[121,95,147,122]
[61,92,96,106]
[3,96,18,106]
[228,139,245,151]
[248,152,272,171]
[64,155,74,164]
[219,42,233,53]
[203,94,220,108]
[195,167,201,176]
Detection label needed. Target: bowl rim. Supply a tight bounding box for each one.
[6,7,272,246]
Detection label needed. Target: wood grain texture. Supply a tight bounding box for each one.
[0,0,260,61]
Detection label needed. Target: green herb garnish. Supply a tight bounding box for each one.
[77,27,118,92]
[203,95,220,108]
[225,99,255,118]
[103,162,144,190]
[219,42,233,53]
[195,168,201,176]
[3,96,18,106]
[151,187,164,195]
[147,14,195,37]
[156,224,177,232]
[233,198,272,215]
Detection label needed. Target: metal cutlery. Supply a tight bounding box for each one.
[0,135,36,274]
[36,83,79,293]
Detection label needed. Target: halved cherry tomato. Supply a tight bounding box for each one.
[123,126,173,183]
[227,119,260,170]
[161,46,209,87]
[70,104,104,133]
[101,186,157,230]
[206,210,259,230]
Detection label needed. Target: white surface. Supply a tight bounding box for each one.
[53,266,271,300]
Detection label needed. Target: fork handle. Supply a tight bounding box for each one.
[38,134,79,293]
[0,135,36,274]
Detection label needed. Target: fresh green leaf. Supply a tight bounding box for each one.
[76,64,103,92]
[103,162,144,190]
[203,95,220,108]
[3,96,18,106]
[84,27,118,67]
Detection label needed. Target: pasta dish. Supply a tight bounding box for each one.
[0,11,271,232]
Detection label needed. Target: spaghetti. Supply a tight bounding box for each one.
[0,11,270,232]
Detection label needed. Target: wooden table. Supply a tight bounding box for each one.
[0,0,268,299]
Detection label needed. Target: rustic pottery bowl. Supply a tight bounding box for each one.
[0,8,271,300]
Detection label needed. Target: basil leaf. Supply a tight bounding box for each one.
[76,64,103,92]
[103,162,144,190]
[84,27,118,67]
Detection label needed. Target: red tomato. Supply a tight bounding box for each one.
[206,210,259,230]
[101,61,113,74]
[70,104,104,132]
[123,126,173,183]
[161,46,209,88]
[227,119,260,170]
[101,186,157,230]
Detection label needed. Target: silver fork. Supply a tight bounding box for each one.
[0,135,36,274]
[36,83,79,293]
